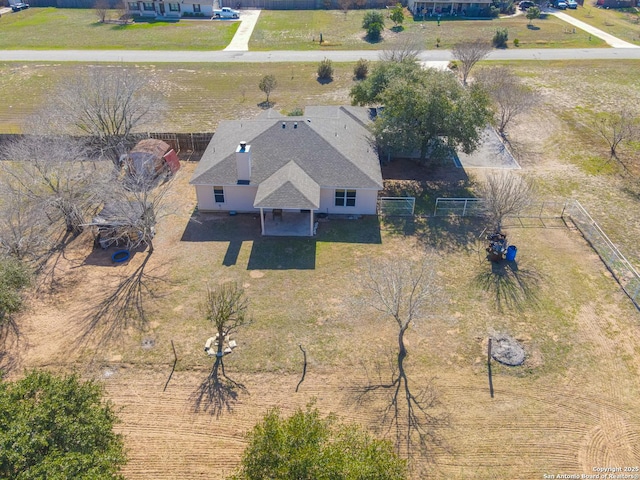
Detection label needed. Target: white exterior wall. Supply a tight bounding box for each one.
[195,184,258,212]
[196,185,379,215]
[318,188,378,215]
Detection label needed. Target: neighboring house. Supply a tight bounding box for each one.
[189,106,383,236]
[127,0,214,18]
[407,0,493,16]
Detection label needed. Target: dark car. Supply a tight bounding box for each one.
[519,1,535,9]
[11,2,30,11]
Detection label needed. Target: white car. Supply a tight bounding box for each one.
[566,0,577,8]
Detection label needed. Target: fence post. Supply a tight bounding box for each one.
[462,199,467,216]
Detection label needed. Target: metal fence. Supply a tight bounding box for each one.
[432,196,640,310]
[433,197,484,217]
[378,197,416,216]
[564,200,640,310]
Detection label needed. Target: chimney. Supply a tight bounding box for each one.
[236,141,251,184]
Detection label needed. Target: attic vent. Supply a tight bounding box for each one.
[294,122,298,129]
[282,122,286,129]
[307,119,311,123]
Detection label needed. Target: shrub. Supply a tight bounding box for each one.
[317,58,334,81]
[354,58,369,80]
[493,28,508,48]
[287,107,304,116]
[362,10,385,41]
[448,60,459,70]
[490,5,500,17]
[0,257,30,324]
[513,38,520,47]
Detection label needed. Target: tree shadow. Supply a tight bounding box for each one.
[391,25,405,32]
[33,230,83,294]
[527,24,541,30]
[316,77,333,85]
[0,318,24,374]
[190,357,247,418]
[257,100,273,110]
[354,354,450,466]
[74,251,169,351]
[364,32,383,44]
[474,256,542,312]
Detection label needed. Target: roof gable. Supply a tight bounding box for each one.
[254,161,320,209]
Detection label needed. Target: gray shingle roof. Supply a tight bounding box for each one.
[190,106,382,190]
[254,161,320,209]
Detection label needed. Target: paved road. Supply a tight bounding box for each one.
[1,48,640,62]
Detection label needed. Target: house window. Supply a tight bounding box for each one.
[335,189,356,207]
[214,186,225,203]
[169,2,180,11]
[128,2,140,9]
[193,3,201,11]
[142,2,154,10]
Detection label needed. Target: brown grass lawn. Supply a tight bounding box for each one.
[2,59,640,478]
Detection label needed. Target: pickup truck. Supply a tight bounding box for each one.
[213,7,239,18]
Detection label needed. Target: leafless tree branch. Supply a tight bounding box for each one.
[452,39,492,86]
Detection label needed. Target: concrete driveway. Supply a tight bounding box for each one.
[224,9,261,52]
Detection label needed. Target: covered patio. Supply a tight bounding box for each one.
[261,211,317,237]
[253,161,320,237]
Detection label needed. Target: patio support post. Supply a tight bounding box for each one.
[309,210,314,236]
[260,207,265,235]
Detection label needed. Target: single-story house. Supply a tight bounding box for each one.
[127,0,215,18]
[189,106,383,236]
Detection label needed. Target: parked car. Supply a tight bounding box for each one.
[11,2,30,11]
[554,1,568,8]
[566,0,578,8]
[213,7,239,18]
[519,1,535,9]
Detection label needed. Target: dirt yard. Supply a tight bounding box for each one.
[4,156,640,479]
[3,60,640,478]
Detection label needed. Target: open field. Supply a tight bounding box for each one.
[2,58,640,478]
[563,2,640,45]
[250,9,607,49]
[0,7,606,50]
[0,8,239,50]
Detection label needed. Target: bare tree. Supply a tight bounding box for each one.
[481,172,535,232]
[379,33,422,63]
[0,182,51,261]
[258,74,277,106]
[451,39,492,86]
[475,66,536,136]
[45,68,164,162]
[92,166,177,255]
[359,256,449,462]
[338,0,352,15]
[192,282,251,416]
[0,134,99,235]
[592,109,639,164]
[94,0,110,23]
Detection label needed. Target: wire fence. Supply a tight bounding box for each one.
[564,200,640,310]
[432,196,640,310]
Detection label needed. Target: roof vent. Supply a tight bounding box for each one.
[294,122,298,129]
[307,119,311,123]
[282,122,286,129]
[239,141,247,152]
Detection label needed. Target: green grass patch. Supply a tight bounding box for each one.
[563,4,640,45]
[0,8,238,50]
[250,9,606,50]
